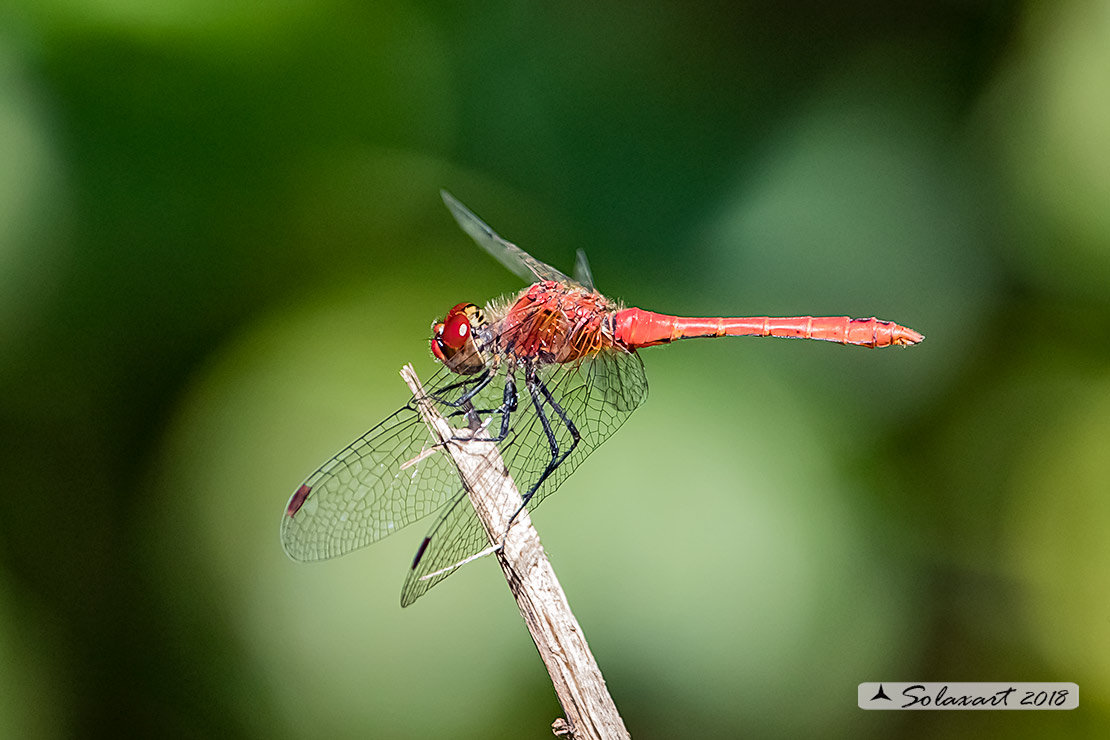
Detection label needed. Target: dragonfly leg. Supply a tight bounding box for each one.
[426,370,505,433]
[428,369,493,409]
[465,375,517,443]
[417,372,491,428]
[431,369,517,442]
[505,372,581,533]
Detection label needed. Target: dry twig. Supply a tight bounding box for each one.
[401,364,630,740]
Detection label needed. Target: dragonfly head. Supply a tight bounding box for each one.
[431,302,488,374]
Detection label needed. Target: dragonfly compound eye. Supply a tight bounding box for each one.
[431,303,481,365]
[441,310,471,350]
[430,322,448,362]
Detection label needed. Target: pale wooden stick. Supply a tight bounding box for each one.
[401,364,631,740]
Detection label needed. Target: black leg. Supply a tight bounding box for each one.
[505,372,581,531]
[537,374,581,452]
[464,375,517,443]
[419,372,492,426]
[429,369,493,408]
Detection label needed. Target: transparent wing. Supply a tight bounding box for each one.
[280,364,476,561]
[399,490,487,606]
[281,324,647,604]
[400,348,648,606]
[441,190,577,287]
[573,249,595,291]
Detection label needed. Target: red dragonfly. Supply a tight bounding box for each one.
[282,191,923,606]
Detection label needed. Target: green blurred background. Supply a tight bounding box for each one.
[1,0,1108,738]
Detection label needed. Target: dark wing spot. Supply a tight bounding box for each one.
[286,484,311,517]
[411,536,432,569]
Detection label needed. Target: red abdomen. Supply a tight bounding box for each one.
[613,309,923,349]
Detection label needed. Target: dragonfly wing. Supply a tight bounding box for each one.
[509,348,648,514]
[400,490,490,606]
[572,249,595,291]
[283,343,646,605]
[280,365,466,562]
[397,348,648,605]
[440,190,575,286]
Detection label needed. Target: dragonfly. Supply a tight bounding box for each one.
[281,191,924,606]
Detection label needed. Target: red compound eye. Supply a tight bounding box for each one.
[430,322,447,361]
[441,310,471,350]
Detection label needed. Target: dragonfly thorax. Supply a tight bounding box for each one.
[430,302,490,375]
